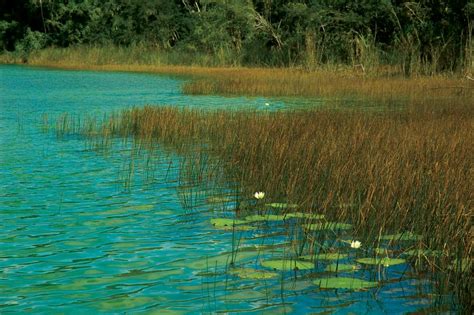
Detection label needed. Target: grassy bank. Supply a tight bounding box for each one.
[1,46,473,103]
[56,101,473,312]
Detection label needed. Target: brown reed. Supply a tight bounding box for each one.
[55,96,472,312]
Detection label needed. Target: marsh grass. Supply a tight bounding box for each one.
[3,45,472,104]
[54,98,473,311]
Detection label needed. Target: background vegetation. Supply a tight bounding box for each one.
[1,0,473,74]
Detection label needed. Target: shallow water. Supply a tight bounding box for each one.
[0,65,448,314]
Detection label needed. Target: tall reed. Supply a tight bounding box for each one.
[55,99,473,311]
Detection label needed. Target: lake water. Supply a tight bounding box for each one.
[0,65,449,314]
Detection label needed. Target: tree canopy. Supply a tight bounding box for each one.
[1,0,472,73]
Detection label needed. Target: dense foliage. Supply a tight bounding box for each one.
[1,0,473,73]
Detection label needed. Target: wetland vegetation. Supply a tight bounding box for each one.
[1,0,473,313]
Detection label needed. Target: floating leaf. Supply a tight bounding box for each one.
[313,277,378,290]
[210,218,252,230]
[325,264,358,272]
[266,203,298,209]
[245,214,286,222]
[380,232,422,241]
[285,212,325,220]
[229,268,278,280]
[303,222,352,231]
[210,218,246,226]
[356,257,406,266]
[300,253,348,261]
[261,259,313,271]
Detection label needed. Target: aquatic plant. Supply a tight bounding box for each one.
[54,97,473,312]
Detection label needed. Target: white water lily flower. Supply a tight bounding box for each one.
[350,240,362,249]
[254,192,265,199]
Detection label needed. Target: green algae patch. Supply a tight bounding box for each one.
[230,268,278,280]
[245,214,287,222]
[303,222,352,231]
[285,212,325,220]
[356,257,406,266]
[380,232,422,241]
[313,277,378,290]
[265,203,298,209]
[261,259,313,271]
[325,264,358,272]
[300,253,348,261]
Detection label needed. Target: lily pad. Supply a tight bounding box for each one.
[265,203,298,209]
[210,218,253,230]
[245,214,286,222]
[300,253,348,261]
[285,212,325,220]
[261,259,314,271]
[303,222,352,231]
[325,264,358,272]
[313,277,378,290]
[380,232,422,241]
[210,218,247,226]
[356,257,406,266]
[230,268,278,280]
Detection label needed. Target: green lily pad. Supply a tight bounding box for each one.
[230,268,278,280]
[303,222,352,231]
[356,257,406,266]
[313,277,378,290]
[261,259,314,271]
[210,218,253,230]
[380,232,422,241]
[403,249,444,257]
[300,253,348,261]
[285,212,325,220]
[325,264,358,272]
[210,218,247,226]
[265,203,298,209]
[245,214,286,222]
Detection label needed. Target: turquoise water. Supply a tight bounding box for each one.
[0,65,447,314]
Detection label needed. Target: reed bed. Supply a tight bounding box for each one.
[4,46,472,102]
[56,100,473,311]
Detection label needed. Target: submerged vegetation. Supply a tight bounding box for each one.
[54,97,473,312]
